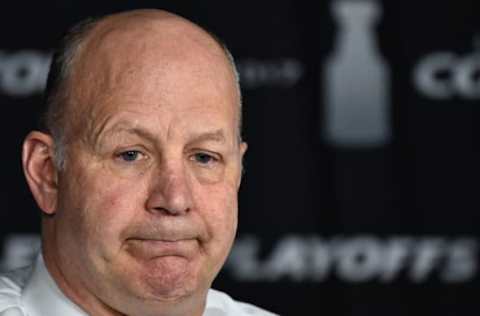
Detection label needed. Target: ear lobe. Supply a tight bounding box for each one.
[22,131,59,215]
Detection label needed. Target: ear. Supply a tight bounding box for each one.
[239,141,248,159]
[237,141,248,189]
[22,131,59,215]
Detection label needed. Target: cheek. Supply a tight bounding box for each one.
[198,184,238,247]
[89,179,142,238]
[65,170,146,253]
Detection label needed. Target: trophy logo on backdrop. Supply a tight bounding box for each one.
[323,0,391,147]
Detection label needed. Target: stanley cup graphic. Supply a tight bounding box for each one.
[323,0,391,147]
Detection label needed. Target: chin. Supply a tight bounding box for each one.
[138,256,207,302]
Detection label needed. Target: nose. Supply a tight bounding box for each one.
[146,161,193,216]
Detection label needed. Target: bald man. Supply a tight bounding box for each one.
[0,9,277,316]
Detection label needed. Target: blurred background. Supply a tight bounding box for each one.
[1,1,479,315]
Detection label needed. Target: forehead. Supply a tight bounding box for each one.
[67,15,240,141]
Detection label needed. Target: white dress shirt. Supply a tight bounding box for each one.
[0,255,277,316]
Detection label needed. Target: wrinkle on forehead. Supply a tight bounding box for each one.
[63,10,239,145]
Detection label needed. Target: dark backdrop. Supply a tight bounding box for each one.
[1,1,479,315]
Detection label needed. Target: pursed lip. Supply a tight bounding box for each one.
[126,238,198,258]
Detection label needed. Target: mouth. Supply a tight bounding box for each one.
[126,238,198,259]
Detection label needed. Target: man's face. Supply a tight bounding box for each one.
[50,22,245,313]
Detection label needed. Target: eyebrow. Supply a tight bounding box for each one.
[187,129,226,145]
[99,124,226,145]
[100,125,158,144]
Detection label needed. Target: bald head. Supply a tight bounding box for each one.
[43,9,241,168]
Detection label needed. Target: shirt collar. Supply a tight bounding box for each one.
[21,255,88,316]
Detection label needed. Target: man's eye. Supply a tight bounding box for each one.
[193,152,217,165]
[118,150,142,162]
